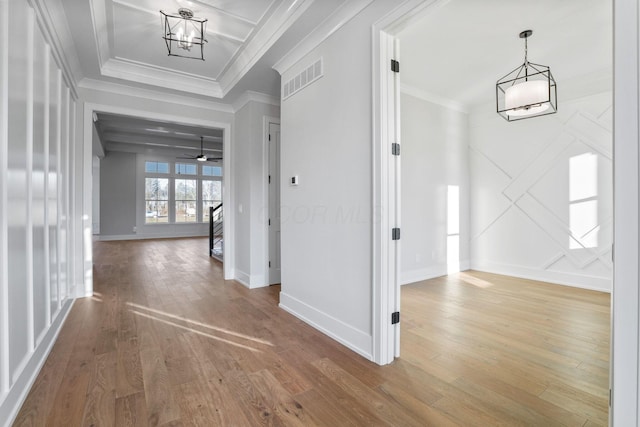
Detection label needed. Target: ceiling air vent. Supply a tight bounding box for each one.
[283,58,323,100]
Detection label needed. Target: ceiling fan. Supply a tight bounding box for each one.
[177,136,221,162]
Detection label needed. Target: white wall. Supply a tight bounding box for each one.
[233,100,280,288]
[278,0,399,360]
[0,0,81,423]
[469,91,613,292]
[400,91,470,284]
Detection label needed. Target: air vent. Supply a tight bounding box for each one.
[283,58,323,100]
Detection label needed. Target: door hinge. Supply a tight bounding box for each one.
[392,228,400,241]
[391,312,400,324]
[392,143,400,156]
[269,134,271,141]
[269,175,271,184]
[391,59,400,73]
[269,218,271,226]
[269,261,271,268]
[609,389,612,407]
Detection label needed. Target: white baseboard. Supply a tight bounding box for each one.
[279,292,372,360]
[1,298,75,427]
[99,232,207,241]
[234,270,251,288]
[234,269,267,289]
[401,260,471,285]
[470,260,612,293]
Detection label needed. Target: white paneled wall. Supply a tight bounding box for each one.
[0,0,80,424]
[469,92,613,291]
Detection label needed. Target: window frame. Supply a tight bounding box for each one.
[142,159,223,225]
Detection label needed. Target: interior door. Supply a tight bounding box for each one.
[268,123,281,284]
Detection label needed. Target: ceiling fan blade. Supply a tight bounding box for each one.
[206,158,222,162]
[177,156,197,160]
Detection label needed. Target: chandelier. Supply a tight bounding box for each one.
[496,30,557,121]
[160,8,208,60]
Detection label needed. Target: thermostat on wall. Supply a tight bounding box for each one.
[290,176,299,186]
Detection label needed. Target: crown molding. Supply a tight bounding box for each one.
[400,83,468,114]
[100,58,224,98]
[30,0,82,98]
[219,0,315,94]
[78,78,234,114]
[272,0,373,75]
[232,90,281,112]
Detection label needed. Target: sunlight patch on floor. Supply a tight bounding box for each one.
[126,301,274,346]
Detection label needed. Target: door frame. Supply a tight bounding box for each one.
[371,0,444,367]
[263,116,281,286]
[82,102,235,292]
[373,0,639,423]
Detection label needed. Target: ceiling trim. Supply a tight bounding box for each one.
[219,0,316,94]
[78,78,234,113]
[101,58,224,98]
[31,0,82,98]
[272,0,374,75]
[232,90,281,112]
[88,0,110,69]
[88,0,314,99]
[400,83,468,114]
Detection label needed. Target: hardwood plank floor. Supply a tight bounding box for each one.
[14,238,610,426]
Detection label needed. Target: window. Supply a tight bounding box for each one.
[145,161,169,174]
[203,165,222,176]
[202,180,222,222]
[175,179,197,222]
[145,178,169,223]
[176,163,197,175]
[143,159,222,224]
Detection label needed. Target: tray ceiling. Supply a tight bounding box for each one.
[63,0,316,98]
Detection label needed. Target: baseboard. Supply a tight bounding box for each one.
[279,292,372,360]
[401,260,471,285]
[0,298,75,427]
[234,269,267,289]
[99,232,207,241]
[470,260,612,293]
[234,270,251,288]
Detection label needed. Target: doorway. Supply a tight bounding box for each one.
[372,0,616,422]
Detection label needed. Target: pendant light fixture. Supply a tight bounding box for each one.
[496,30,557,121]
[160,8,208,60]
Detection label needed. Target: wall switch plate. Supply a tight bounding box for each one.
[291,175,299,186]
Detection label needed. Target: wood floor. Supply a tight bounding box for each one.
[14,238,610,426]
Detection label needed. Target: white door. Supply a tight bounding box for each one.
[268,123,281,284]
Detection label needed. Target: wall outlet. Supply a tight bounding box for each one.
[133,226,137,233]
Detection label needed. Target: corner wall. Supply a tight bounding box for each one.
[233,100,280,288]
[400,92,470,284]
[469,92,613,292]
[278,0,399,359]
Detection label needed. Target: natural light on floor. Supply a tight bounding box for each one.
[569,152,599,249]
[125,302,273,352]
[447,185,460,274]
[457,272,494,288]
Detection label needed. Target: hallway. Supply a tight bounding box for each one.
[13,238,609,426]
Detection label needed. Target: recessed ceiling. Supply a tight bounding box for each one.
[61,0,346,100]
[398,0,612,110]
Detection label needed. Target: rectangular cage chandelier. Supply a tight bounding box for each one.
[160,8,208,61]
[496,30,557,122]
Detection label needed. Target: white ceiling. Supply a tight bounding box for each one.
[397,0,612,110]
[61,0,346,101]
